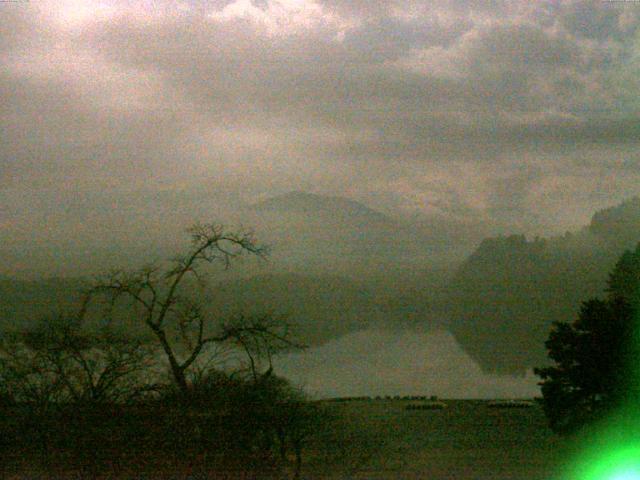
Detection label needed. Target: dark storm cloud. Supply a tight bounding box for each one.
[2,0,640,273]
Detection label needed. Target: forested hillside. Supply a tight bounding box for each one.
[446,197,640,373]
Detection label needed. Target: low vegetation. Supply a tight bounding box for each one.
[0,223,324,478]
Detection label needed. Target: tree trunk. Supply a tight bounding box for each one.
[171,362,189,394]
[277,428,287,461]
[154,329,189,393]
[293,441,302,480]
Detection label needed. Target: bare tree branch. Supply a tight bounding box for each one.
[76,223,301,395]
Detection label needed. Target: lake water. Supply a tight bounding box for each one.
[274,328,540,399]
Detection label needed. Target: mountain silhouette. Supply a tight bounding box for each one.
[244,191,436,277]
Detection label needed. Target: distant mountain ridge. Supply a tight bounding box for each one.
[253,191,392,225]
[251,191,488,263]
[588,196,640,247]
[244,191,438,276]
[2,189,482,279]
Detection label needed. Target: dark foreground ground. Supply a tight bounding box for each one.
[303,399,567,480]
[0,399,568,480]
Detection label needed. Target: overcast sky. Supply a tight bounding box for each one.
[2,0,640,272]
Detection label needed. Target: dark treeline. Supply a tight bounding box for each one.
[0,334,319,478]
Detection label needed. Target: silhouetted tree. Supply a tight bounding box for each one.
[8,315,155,404]
[80,223,303,394]
[535,244,640,434]
[0,224,313,477]
[607,243,640,307]
[0,315,154,473]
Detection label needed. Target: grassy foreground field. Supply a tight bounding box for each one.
[0,399,570,479]
[302,399,568,480]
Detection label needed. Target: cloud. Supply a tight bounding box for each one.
[207,0,351,37]
[2,0,640,273]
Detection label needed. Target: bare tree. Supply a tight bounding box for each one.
[224,312,302,384]
[80,223,303,394]
[0,334,69,408]
[0,316,154,405]
[0,316,153,475]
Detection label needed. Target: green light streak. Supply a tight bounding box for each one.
[562,290,640,480]
[610,471,640,480]
[561,390,640,480]
[573,445,640,480]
